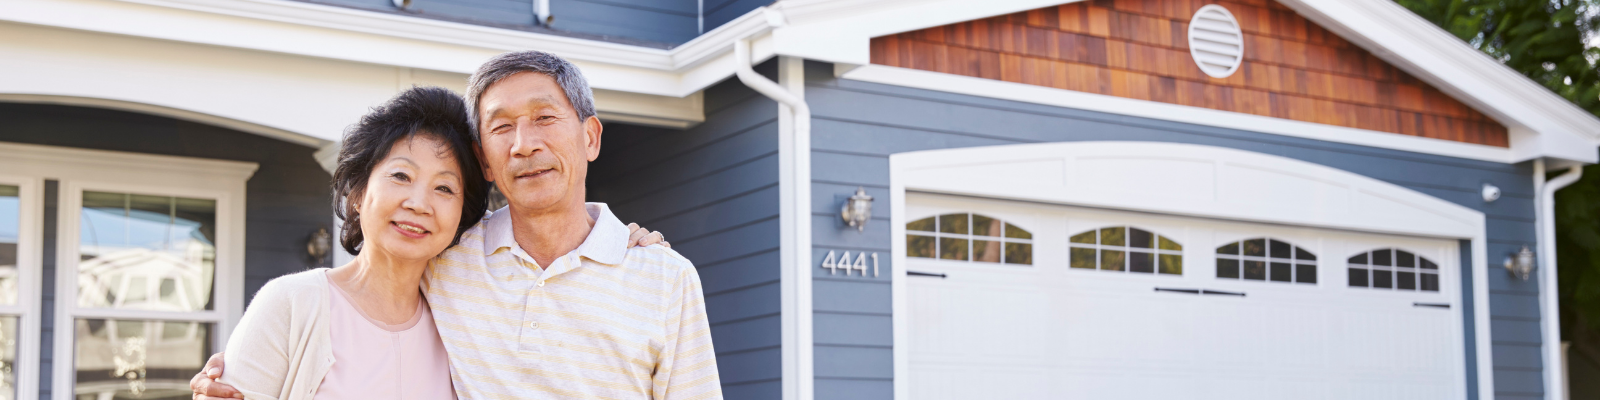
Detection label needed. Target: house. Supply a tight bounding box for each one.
[3,0,1597,398]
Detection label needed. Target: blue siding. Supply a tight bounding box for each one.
[800,61,1544,399]
[549,0,698,44]
[0,103,334,398]
[587,69,782,398]
[295,0,762,45]
[703,0,769,32]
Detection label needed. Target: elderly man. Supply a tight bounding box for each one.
[191,51,722,399]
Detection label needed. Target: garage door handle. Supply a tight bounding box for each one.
[1413,302,1450,309]
[907,271,947,278]
[1154,287,1200,294]
[1201,289,1246,297]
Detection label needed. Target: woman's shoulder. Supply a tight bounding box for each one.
[250,269,331,311]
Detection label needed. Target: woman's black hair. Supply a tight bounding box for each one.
[332,86,488,255]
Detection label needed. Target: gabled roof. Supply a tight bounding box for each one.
[7,0,1598,163]
[763,0,1600,164]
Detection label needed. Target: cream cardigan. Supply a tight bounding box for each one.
[220,269,335,400]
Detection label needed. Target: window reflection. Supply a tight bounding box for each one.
[1348,249,1440,292]
[906,213,1032,265]
[0,186,18,306]
[1216,238,1316,284]
[74,318,211,400]
[1067,226,1183,275]
[78,192,215,311]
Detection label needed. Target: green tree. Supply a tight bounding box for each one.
[1395,0,1600,375]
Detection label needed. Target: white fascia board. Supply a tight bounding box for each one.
[767,0,1071,65]
[1276,0,1600,164]
[2,0,776,98]
[844,65,1518,163]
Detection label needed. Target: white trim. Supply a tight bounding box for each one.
[764,0,1600,164]
[1537,161,1584,400]
[0,143,253,400]
[1,0,776,99]
[888,141,1495,398]
[9,0,1597,162]
[739,36,815,399]
[843,64,1520,163]
[1275,0,1600,164]
[0,174,43,400]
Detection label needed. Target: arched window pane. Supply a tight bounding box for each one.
[1215,238,1316,285]
[1347,248,1440,292]
[1068,226,1182,275]
[907,213,1032,265]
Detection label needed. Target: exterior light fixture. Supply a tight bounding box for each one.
[392,0,412,10]
[307,227,332,265]
[841,187,874,232]
[1482,183,1501,202]
[1504,245,1535,280]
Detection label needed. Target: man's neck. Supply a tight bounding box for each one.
[509,201,597,269]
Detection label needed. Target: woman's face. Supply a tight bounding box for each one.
[356,134,465,263]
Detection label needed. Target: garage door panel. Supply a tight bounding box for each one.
[909,282,1049,362]
[910,365,1050,399]
[906,193,1465,399]
[1056,293,1199,367]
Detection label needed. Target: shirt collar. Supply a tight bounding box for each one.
[482,202,629,266]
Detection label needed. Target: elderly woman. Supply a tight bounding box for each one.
[208,87,661,400]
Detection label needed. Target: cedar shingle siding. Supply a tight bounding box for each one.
[871,0,1510,147]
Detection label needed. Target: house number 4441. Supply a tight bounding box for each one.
[821,251,878,277]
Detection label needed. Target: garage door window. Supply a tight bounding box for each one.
[906,213,1032,265]
[1348,249,1439,291]
[1216,238,1316,284]
[1068,227,1182,275]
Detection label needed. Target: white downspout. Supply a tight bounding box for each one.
[1537,159,1583,400]
[735,36,814,400]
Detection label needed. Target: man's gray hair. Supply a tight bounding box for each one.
[465,50,596,138]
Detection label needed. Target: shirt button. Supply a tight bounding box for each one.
[537,280,546,287]
[528,321,539,329]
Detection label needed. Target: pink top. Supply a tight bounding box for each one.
[313,273,456,400]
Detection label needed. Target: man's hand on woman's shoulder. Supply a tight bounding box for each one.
[191,352,240,399]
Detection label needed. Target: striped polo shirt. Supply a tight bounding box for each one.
[423,203,722,399]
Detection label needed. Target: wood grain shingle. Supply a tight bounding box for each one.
[870,0,1509,147]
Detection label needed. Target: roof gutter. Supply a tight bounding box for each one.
[735,20,814,399]
[1536,159,1583,400]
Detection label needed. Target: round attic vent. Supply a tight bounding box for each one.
[1188,5,1245,78]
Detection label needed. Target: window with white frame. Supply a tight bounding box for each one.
[0,178,41,400]
[64,187,232,399]
[906,213,1033,265]
[1068,226,1183,275]
[11,143,256,400]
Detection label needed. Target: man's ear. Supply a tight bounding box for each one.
[473,141,494,182]
[583,115,603,162]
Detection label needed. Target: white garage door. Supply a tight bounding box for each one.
[905,193,1466,400]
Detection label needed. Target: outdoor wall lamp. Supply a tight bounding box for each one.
[1504,245,1536,280]
[841,187,874,231]
[307,227,332,264]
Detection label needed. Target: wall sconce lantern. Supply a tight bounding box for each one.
[1504,245,1536,280]
[841,187,874,232]
[307,227,332,265]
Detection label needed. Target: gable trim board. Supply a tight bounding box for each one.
[842,64,1515,163]
[887,141,1494,399]
[6,0,1597,164]
[771,0,1600,164]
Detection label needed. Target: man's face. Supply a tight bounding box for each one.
[475,72,602,214]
